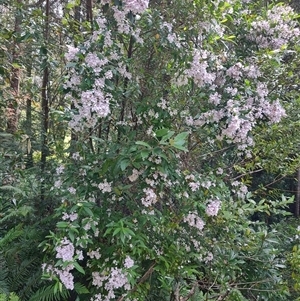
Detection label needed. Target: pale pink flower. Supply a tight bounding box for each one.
[124,256,134,268]
[65,45,79,62]
[98,179,112,193]
[141,188,157,207]
[188,181,200,191]
[129,169,140,182]
[206,200,221,217]
[55,237,74,262]
[123,0,149,14]
[68,187,76,195]
[184,212,205,231]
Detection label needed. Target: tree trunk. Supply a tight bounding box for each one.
[25,97,33,168]
[69,1,82,154]
[296,168,300,217]
[6,0,22,134]
[86,0,93,24]
[40,0,50,201]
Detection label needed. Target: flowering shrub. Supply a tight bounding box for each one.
[40,0,299,300]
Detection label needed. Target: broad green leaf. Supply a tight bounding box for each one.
[172,143,188,151]
[155,128,169,137]
[173,132,189,145]
[160,131,175,143]
[135,141,151,148]
[73,262,85,274]
[120,159,130,171]
[56,221,69,228]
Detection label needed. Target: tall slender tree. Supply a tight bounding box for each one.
[6,0,22,134]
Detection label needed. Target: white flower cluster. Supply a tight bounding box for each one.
[128,169,142,182]
[141,188,157,207]
[98,179,112,193]
[123,0,149,14]
[62,212,78,222]
[91,266,131,300]
[184,49,216,88]
[183,212,205,232]
[232,181,248,199]
[42,263,74,290]
[182,54,287,149]
[55,237,74,262]
[206,199,221,217]
[87,248,101,260]
[248,5,300,50]
[124,256,134,268]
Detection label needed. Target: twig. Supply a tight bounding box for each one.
[117,262,156,301]
[216,290,230,301]
[179,282,198,301]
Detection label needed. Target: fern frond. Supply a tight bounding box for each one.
[17,268,42,301]
[28,284,70,301]
[7,258,40,292]
[0,225,23,249]
[0,253,9,295]
[74,282,90,295]
[0,186,23,195]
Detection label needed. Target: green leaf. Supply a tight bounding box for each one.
[56,222,69,228]
[132,161,141,168]
[74,282,89,294]
[112,228,121,236]
[155,128,169,137]
[173,132,189,145]
[172,143,188,151]
[83,206,93,217]
[123,228,135,237]
[72,262,85,274]
[120,159,130,171]
[69,231,75,242]
[0,185,23,194]
[160,131,175,143]
[135,141,151,148]
[66,2,76,9]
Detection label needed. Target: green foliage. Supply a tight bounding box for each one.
[0,255,9,295]
[1,0,300,300]
[0,293,19,301]
[28,285,70,301]
[226,289,249,301]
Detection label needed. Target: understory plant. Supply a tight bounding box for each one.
[28,0,300,300]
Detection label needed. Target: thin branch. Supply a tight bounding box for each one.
[180,282,198,301]
[216,290,230,301]
[117,262,156,301]
[231,168,263,181]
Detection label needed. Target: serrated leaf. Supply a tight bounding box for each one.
[66,62,77,68]
[123,228,135,237]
